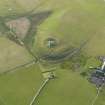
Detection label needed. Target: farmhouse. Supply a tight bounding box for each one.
[89,57,105,87]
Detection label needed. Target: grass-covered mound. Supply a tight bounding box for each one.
[33,0,105,62]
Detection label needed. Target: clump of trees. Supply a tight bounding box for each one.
[60,53,88,71]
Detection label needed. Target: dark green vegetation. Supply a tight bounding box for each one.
[0,0,105,105]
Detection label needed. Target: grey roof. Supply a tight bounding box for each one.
[90,76,105,87]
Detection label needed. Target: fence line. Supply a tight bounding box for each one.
[90,84,104,105]
[29,78,50,105]
[0,60,35,75]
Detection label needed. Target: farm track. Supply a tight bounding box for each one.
[90,84,104,105]
[29,78,50,105]
[0,60,35,76]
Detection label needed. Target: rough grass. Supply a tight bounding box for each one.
[16,0,48,13]
[0,37,33,73]
[84,34,105,57]
[33,0,105,58]
[0,0,27,16]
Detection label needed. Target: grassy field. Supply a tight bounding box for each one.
[35,69,96,105]
[0,0,105,105]
[33,0,105,58]
[0,64,43,105]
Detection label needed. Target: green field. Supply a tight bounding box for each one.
[0,64,43,105]
[0,0,105,105]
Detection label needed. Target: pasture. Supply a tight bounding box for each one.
[0,37,33,73]
[34,69,97,105]
[0,0,105,105]
[0,65,43,105]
